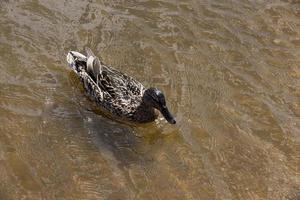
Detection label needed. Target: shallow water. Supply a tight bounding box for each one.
[0,0,300,199]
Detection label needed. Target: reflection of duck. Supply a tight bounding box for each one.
[66,48,176,124]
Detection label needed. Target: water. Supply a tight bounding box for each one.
[0,0,299,199]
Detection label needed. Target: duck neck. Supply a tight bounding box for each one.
[134,101,159,123]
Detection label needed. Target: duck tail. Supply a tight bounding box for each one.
[66,51,87,73]
[85,47,96,58]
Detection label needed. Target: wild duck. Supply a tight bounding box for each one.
[66,48,176,124]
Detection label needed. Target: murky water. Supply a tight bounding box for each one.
[0,0,299,199]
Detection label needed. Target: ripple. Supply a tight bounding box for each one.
[0,0,299,199]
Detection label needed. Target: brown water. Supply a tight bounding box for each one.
[0,0,299,199]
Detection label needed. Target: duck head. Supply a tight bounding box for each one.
[143,88,176,124]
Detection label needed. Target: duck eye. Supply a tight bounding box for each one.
[159,97,166,105]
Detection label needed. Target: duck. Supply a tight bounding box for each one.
[66,48,176,124]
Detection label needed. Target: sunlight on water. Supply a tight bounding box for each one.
[0,0,299,199]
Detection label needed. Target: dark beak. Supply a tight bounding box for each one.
[160,106,176,124]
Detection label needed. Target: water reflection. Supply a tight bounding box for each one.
[0,0,299,199]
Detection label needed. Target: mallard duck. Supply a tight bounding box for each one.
[66,48,176,124]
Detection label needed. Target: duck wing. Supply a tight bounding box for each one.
[97,63,145,99]
[85,48,145,99]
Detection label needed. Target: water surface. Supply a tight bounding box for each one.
[0,0,299,199]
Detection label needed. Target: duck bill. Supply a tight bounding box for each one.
[160,106,176,124]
